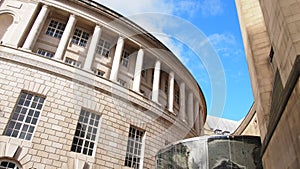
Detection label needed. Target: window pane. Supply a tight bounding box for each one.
[125,126,144,168]
[4,92,45,140]
[71,109,100,156]
[71,28,89,47]
[46,20,65,38]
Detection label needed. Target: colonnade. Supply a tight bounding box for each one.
[21,4,201,131]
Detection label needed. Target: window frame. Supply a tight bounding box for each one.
[92,68,105,77]
[4,91,45,141]
[121,50,130,68]
[0,158,22,169]
[124,126,145,169]
[70,109,101,157]
[117,79,127,87]
[164,78,168,95]
[96,38,111,58]
[36,49,54,58]
[65,57,81,68]
[174,89,180,105]
[45,19,66,39]
[71,28,90,48]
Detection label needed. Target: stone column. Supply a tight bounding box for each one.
[110,36,124,81]
[188,92,194,127]
[132,48,144,92]
[194,101,200,135]
[151,60,161,103]
[83,25,102,71]
[53,14,76,60]
[179,82,186,122]
[168,71,174,112]
[22,5,49,50]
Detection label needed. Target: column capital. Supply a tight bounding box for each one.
[69,13,77,19]
[41,4,49,9]
[169,71,175,77]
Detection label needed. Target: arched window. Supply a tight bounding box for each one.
[0,13,14,42]
[0,159,21,169]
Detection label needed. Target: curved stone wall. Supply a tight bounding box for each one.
[0,0,206,168]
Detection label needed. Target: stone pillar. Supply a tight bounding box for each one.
[179,82,186,122]
[168,71,174,112]
[151,60,161,103]
[83,25,102,71]
[110,36,124,81]
[132,48,144,92]
[22,5,49,50]
[195,101,200,135]
[53,14,76,60]
[188,92,194,127]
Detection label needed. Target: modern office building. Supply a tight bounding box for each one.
[0,0,206,168]
[235,0,300,168]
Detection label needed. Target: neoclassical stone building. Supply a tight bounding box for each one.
[0,0,206,168]
[235,0,300,168]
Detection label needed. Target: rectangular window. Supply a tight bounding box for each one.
[124,126,145,169]
[71,28,90,47]
[141,65,146,79]
[96,39,111,57]
[45,20,66,38]
[151,70,154,84]
[121,51,130,67]
[92,69,105,77]
[164,78,168,95]
[65,58,81,68]
[4,92,45,140]
[37,49,54,58]
[175,89,179,105]
[118,79,127,87]
[71,109,101,156]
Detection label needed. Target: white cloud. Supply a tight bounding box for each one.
[208,33,236,46]
[200,0,223,16]
[95,0,224,71]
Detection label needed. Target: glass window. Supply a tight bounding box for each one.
[92,69,105,77]
[96,39,111,57]
[65,58,81,68]
[121,51,130,67]
[141,69,146,79]
[4,92,45,141]
[175,89,179,105]
[118,79,127,87]
[124,126,144,169]
[0,159,21,169]
[71,28,90,47]
[71,109,101,156]
[37,49,54,58]
[45,20,66,38]
[164,78,168,95]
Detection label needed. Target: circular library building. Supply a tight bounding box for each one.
[0,0,206,168]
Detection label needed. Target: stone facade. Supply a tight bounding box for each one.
[235,0,300,168]
[234,103,260,136]
[0,0,206,168]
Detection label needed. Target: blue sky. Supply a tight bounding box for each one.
[96,0,253,121]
